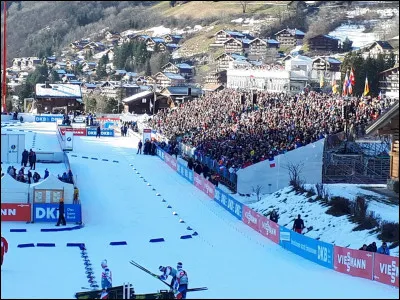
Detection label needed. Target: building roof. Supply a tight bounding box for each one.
[176,63,194,70]
[266,39,280,44]
[225,30,245,37]
[231,53,247,61]
[374,41,394,50]
[310,34,340,40]
[166,43,179,48]
[275,28,305,37]
[35,83,82,99]
[56,70,66,74]
[125,72,138,77]
[379,65,399,75]
[84,83,97,89]
[161,86,202,96]
[122,90,154,104]
[366,101,399,135]
[202,83,224,91]
[115,70,127,75]
[163,72,185,80]
[151,37,165,43]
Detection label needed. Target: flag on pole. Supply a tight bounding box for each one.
[149,99,153,111]
[348,68,355,95]
[331,77,338,94]
[342,72,349,96]
[269,157,276,168]
[363,76,370,96]
[320,73,324,88]
[378,90,382,100]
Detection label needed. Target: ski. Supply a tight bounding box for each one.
[187,287,208,292]
[129,260,172,288]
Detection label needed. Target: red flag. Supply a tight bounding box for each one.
[342,72,349,96]
[349,68,355,86]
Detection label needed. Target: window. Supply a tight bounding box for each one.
[142,98,147,103]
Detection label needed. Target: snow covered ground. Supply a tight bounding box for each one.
[1,121,399,298]
[232,184,399,257]
[328,24,378,48]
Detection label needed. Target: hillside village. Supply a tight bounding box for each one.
[1,1,399,114]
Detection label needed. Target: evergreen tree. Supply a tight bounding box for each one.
[342,37,353,52]
[51,70,61,83]
[145,59,152,76]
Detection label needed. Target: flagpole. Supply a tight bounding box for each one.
[276,155,280,190]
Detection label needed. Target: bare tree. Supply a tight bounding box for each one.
[283,161,304,190]
[252,185,263,202]
[239,1,249,14]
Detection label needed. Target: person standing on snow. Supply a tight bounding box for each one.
[173,262,189,300]
[158,265,177,287]
[101,260,112,289]
[1,235,9,266]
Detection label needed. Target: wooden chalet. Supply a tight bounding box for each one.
[363,41,394,60]
[214,30,246,45]
[154,72,185,88]
[223,38,244,54]
[366,101,399,193]
[122,90,169,115]
[308,35,340,52]
[160,86,202,104]
[161,63,194,81]
[163,34,183,44]
[379,65,399,99]
[34,82,83,114]
[274,28,305,47]
[215,53,247,71]
[146,37,166,51]
[312,57,341,72]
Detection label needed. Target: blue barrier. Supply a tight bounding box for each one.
[214,188,243,220]
[34,204,82,223]
[149,238,165,243]
[177,162,194,184]
[35,115,64,122]
[18,243,35,248]
[91,157,98,160]
[87,128,115,137]
[82,156,88,159]
[110,241,127,246]
[67,243,86,248]
[279,226,334,269]
[180,235,192,239]
[156,147,165,161]
[192,232,198,236]
[10,229,27,232]
[113,160,119,163]
[102,159,108,161]
[37,243,56,247]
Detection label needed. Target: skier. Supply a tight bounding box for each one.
[101,260,112,290]
[158,265,177,287]
[173,262,189,300]
[1,235,9,266]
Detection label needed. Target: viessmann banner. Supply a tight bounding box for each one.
[1,203,31,222]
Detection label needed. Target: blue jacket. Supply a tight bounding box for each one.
[377,246,390,255]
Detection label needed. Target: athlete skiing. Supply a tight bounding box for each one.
[1,235,9,266]
[173,262,189,300]
[101,260,112,290]
[158,265,177,287]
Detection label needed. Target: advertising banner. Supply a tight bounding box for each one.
[280,226,334,269]
[373,253,399,287]
[203,178,215,199]
[177,162,193,184]
[194,172,204,192]
[1,203,31,222]
[156,147,165,161]
[214,188,243,220]
[164,153,177,171]
[334,246,374,279]
[143,128,152,143]
[86,128,115,137]
[59,127,86,136]
[35,115,64,122]
[33,203,82,223]
[258,214,280,244]
[242,205,261,232]
[64,129,73,151]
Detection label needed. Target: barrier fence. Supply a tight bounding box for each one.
[154,145,399,288]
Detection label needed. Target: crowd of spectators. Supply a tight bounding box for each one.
[58,169,74,184]
[359,241,390,255]
[7,166,41,183]
[148,89,395,175]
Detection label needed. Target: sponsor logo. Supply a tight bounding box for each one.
[1,208,16,216]
[338,252,367,272]
[234,203,242,217]
[67,137,72,141]
[379,261,399,284]
[317,245,329,263]
[280,231,290,241]
[1,203,31,222]
[194,175,203,186]
[245,211,258,225]
[261,220,277,236]
[227,198,235,212]
[35,207,59,219]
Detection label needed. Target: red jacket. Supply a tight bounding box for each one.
[1,237,8,256]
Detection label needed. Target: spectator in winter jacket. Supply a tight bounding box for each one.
[194,162,203,175]
[187,158,194,170]
[28,149,36,170]
[21,149,29,167]
[137,141,143,154]
[366,242,377,252]
[1,235,9,266]
[27,170,32,184]
[359,244,368,251]
[292,214,305,234]
[270,209,279,224]
[73,187,80,204]
[33,172,41,183]
[377,242,390,255]
[96,126,101,138]
[44,168,49,179]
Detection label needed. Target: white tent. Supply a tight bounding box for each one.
[1,174,30,203]
[30,174,74,204]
